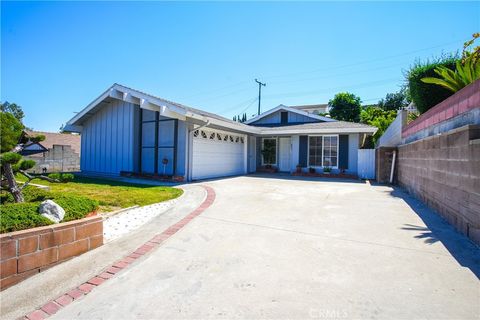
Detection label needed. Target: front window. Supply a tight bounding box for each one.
[308,135,338,167]
[262,138,277,165]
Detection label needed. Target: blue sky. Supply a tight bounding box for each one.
[2,1,479,132]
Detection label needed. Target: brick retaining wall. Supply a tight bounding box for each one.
[396,125,480,245]
[0,216,103,290]
[402,79,480,140]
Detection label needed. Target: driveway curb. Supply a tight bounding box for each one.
[22,185,215,320]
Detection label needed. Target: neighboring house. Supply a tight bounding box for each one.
[22,131,81,173]
[64,84,376,181]
[291,103,329,115]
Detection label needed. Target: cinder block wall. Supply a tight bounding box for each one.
[26,145,80,173]
[396,125,480,244]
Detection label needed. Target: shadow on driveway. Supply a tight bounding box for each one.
[388,187,480,279]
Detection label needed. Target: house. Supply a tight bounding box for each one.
[22,131,81,173]
[64,84,376,181]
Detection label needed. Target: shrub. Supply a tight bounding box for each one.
[47,173,75,182]
[53,194,99,222]
[0,203,53,233]
[60,173,74,182]
[0,186,51,204]
[48,173,61,181]
[406,55,458,114]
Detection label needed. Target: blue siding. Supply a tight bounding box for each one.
[80,100,136,175]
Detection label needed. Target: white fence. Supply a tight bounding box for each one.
[357,149,376,179]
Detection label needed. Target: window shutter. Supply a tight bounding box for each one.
[339,135,349,169]
[299,136,308,167]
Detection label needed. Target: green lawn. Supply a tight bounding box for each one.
[15,175,183,212]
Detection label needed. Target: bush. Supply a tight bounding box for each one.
[53,194,99,222]
[0,203,53,233]
[47,173,75,182]
[61,173,74,182]
[406,55,458,114]
[1,186,51,204]
[47,173,61,181]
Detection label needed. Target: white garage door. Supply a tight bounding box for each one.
[192,128,246,180]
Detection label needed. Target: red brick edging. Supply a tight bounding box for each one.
[21,185,215,320]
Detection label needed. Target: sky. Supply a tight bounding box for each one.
[1,1,479,132]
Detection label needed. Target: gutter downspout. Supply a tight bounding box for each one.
[186,120,210,181]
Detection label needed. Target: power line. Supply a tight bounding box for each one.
[262,77,400,100]
[261,38,463,80]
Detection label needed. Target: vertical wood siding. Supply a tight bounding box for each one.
[80,100,136,175]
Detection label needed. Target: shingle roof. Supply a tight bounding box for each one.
[26,131,81,154]
[257,121,375,131]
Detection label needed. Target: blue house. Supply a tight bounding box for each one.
[65,84,376,180]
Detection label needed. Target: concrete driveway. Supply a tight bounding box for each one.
[52,175,479,319]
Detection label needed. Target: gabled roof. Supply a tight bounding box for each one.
[64,84,376,135]
[244,104,335,125]
[256,121,376,134]
[65,83,259,134]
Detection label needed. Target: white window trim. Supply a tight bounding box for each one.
[307,134,339,169]
[261,137,278,166]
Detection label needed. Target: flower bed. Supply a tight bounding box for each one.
[291,172,358,179]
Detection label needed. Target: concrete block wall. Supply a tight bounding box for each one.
[0,216,103,290]
[26,145,80,173]
[396,125,480,245]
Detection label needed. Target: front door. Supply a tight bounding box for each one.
[278,137,291,172]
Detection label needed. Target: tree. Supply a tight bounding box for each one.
[328,92,362,122]
[1,102,25,123]
[360,106,397,144]
[377,90,409,111]
[1,108,57,203]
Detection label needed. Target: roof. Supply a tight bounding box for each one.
[291,104,328,110]
[256,121,376,135]
[65,84,376,135]
[244,104,335,125]
[26,131,81,154]
[65,83,258,134]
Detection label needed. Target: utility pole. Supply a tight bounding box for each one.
[255,79,266,115]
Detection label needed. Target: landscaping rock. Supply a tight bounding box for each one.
[39,200,65,223]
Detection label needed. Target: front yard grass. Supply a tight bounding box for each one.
[14,175,183,212]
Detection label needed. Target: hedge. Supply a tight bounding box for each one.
[54,195,98,222]
[406,55,458,114]
[0,188,99,233]
[0,203,53,233]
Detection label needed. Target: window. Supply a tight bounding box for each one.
[308,136,322,166]
[281,112,288,124]
[262,138,277,165]
[308,135,338,167]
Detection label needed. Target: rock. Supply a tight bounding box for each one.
[39,200,65,223]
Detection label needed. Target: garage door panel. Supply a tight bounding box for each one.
[192,129,245,180]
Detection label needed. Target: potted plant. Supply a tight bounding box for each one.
[323,167,332,174]
[296,164,302,173]
[308,167,316,174]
